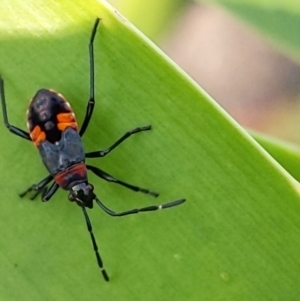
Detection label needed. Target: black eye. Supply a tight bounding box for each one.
[88,184,94,192]
[68,193,76,202]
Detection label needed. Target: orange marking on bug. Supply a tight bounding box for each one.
[57,122,78,131]
[30,125,46,146]
[57,112,78,132]
[57,112,76,123]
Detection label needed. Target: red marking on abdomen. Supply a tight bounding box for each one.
[54,163,87,189]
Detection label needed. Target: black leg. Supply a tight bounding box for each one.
[79,18,101,137]
[81,206,109,281]
[42,182,59,202]
[0,77,31,141]
[86,125,151,158]
[19,175,53,200]
[87,164,159,197]
[19,176,59,202]
[95,197,186,217]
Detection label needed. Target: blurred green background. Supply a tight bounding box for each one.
[109,0,300,144]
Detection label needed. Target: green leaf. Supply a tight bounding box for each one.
[202,0,300,61]
[108,0,186,41]
[250,130,300,182]
[0,0,300,300]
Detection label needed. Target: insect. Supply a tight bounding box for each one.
[0,18,185,281]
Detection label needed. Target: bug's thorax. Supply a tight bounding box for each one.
[27,89,78,146]
[37,126,87,189]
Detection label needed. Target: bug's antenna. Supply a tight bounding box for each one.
[81,206,109,281]
[95,196,185,217]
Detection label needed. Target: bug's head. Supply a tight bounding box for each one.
[68,182,95,208]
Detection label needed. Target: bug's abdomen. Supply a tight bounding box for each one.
[27,89,78,146]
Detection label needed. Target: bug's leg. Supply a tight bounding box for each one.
[19,175,53,200]
[95,197,186,217]
[87,164,159,197]
[0,77,31,141]
[81,206,109,281]
[42,182,59,202]
[79,18,101,137]
[85,125,151,158]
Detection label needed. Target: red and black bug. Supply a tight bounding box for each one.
[0,18,185,281]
